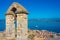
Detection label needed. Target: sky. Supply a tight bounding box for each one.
[0,0,60,19]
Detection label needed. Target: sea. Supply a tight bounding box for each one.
[0,19,60,33]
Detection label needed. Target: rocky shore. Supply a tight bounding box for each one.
[0,30,60,40]
[28,30,60,40]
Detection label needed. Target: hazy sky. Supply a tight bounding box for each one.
[0,0,60,19]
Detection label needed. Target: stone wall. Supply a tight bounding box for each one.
[17,13,28,40]
[6,15,15,40]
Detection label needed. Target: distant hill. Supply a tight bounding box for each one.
[29,18,60,22]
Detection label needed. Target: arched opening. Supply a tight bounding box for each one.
[11,7,17,13]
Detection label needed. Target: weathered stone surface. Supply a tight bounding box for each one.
[17,14,28,40]
[6,15,15,39]
[0,2,28,40]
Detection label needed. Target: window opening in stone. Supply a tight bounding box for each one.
[11,7,17,13]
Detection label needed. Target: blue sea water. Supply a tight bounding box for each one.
[0,20,5,31]
[0,19,60,33]
[28,21,60,33]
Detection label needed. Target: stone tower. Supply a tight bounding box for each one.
[5,2,28,40]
